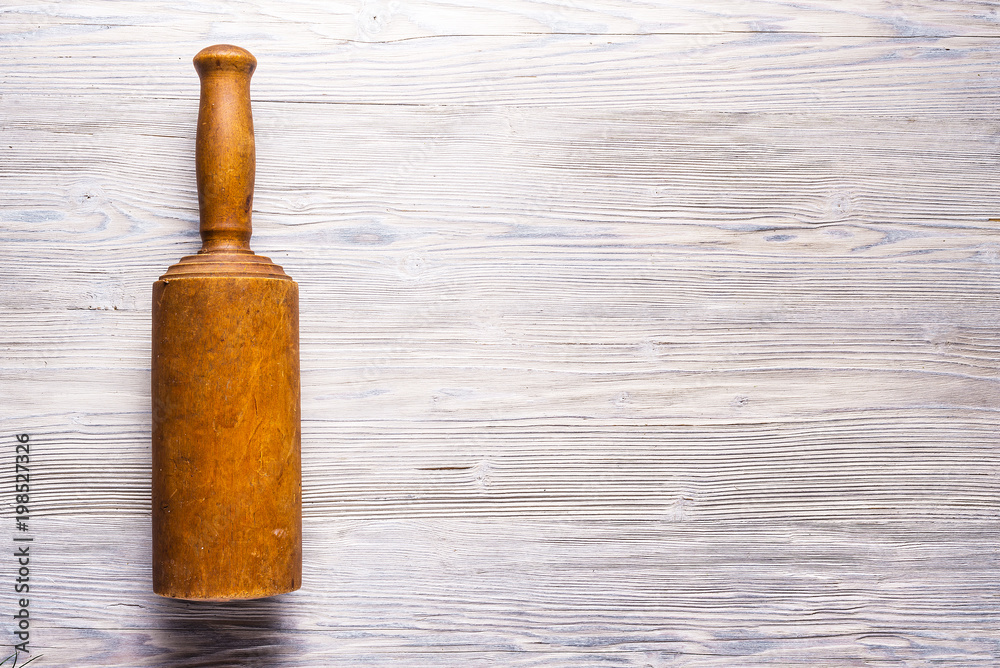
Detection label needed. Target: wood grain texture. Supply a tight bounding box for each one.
[5,35,1000,111]
[2,0,999,666]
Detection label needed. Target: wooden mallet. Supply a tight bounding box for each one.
[151,45,301,600]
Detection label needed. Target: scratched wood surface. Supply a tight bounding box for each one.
[1,1,999,666]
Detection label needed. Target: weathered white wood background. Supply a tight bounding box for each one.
[2,1,999,665]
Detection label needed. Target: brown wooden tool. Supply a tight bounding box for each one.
[152,45,301,601]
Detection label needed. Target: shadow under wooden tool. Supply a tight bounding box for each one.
[147,596,297,667]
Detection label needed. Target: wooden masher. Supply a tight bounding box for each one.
[151,45,301,601]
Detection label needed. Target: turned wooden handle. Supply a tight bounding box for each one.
[194,44,257,254]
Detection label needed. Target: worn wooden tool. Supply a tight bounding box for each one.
[152,45,301,601]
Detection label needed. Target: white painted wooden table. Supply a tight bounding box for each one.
[2,2,999,666]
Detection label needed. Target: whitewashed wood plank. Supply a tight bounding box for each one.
[3,102,1000,316]
[1,405,997,522]
[3,35,998,110]
[5,516,998,666]
[4,312,1000,379]
[7,103,1000,230]
[3,0,1000,44]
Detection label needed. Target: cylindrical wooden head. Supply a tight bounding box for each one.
[152,45,301,601]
